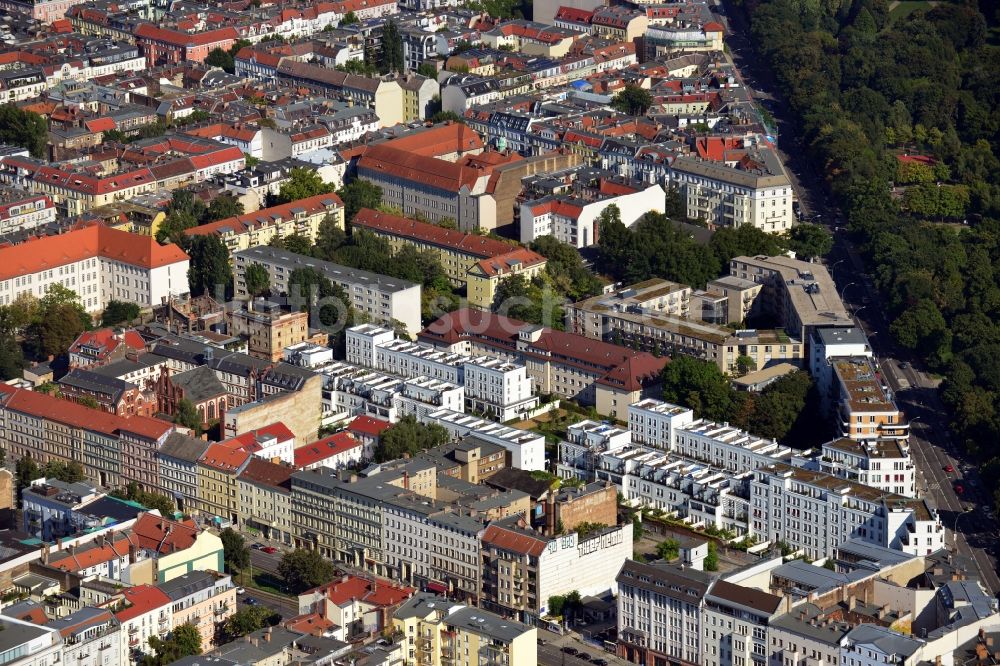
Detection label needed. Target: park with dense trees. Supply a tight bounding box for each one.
[744,1,1000,474]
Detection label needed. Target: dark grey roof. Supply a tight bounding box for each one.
[73,496,145,524]
[843,624,923,657]
[158,431,211,464]
[616,559,715,602]
[234,245,418,294]
[171,366,227,402]
[90,353,168,379]
[447,604,531,643]
[157,570,221,601]
[58,368,135,400]
[483,467,554,500]
[0,617,55,654]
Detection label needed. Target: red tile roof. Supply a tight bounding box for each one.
[185,192,342,238]
[358,144,483,193]
[113,585,171,622]
[231,422,295,451]
[132,513,203,554]
[135,24,239,48]
[199,440,252,473]
[348,415,392,437]
[294,432,361,468]
[69,328,145,359]
[352,209,521,259]
[482,524,548,557]
[305,575,413,608]
[283,613,335,636]
[0,385,173,440]
[0,225,187,282]
[419,309,668,392]
[473,247,547,277]
[378,123,483,157]
[238,457,293,489]
[50,536,133,573]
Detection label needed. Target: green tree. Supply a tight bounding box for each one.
[661,356,742,423]
[375,415,450,462]
[173,398,202,431]
[205,47,235,73]
[655,538,680,561]
[313,215,346,260]
[270,233,312,256]
[337,180,383,225]
[27,286,91,359]
[203,194,244,222]
[15,456,41,489]
[786,224,833,260]
[221,527,251,575]
[530,236,603,301]
[340,10,359,25]
[705,541,719,571]
[492,273,564,329]
[276,168,333,205]
[611,85,653,116]
[43,460,86,483]
[142,623,201,666]
[417,62,438,78]
[224,606,274,639]
[631,513,643,541]
[548,594,566,617]
[244,263,271,298]
[380,20,404,74]
[735,355,757,375]
[278,548,336,593]
[186,235,233,299]
[430,110,464,124]
[0,104,48,158]
[101,300,141,327]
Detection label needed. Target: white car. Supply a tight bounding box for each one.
[236,587,246,595]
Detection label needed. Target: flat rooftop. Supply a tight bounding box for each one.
[235,246,418,294]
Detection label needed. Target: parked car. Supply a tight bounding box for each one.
[251,543,265,550]
[244,597,258,606]
[593,660,609,666]
[577,654,593,662]
[235,587,245,595]
[945,464,954,473]
[954,483,965,495]
[561,647,578,656]
[262,546,278,554]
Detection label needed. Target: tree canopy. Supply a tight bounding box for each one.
[186,235,233,300]
[101,300,141,327]
[244,263,271,298]
[375,415,450,462]
[275,168,333,205]
[611,85,653,116]
[278,548,336,594]
[0,105,48,158]
[221,528,251,574]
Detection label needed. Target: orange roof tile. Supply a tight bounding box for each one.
[482,524,548,557]
[0,225,187,282]
[294,432,361,468]
[114,585,171,622]
[306,575,413,608]
[352,209,520,259]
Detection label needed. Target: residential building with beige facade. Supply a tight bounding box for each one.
[237,458,294,545]
[351,208,547,309]
[229,301,327,362]
[158,570,236,651]
[185,193,344,257]
[196,441,252,526]
[393,593,536,666]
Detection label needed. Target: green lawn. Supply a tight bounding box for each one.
[888,1,936,22]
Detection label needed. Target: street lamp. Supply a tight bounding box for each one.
[953,507,975,551]
[840,282,857,304]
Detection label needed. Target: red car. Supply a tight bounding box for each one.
[945,464,954,473]
[262,546,278,554]
[954,484,964,495]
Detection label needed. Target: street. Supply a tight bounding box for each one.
[716,0,1000,595]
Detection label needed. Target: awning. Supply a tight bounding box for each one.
[426,581,448,594]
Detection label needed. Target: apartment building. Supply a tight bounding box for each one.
[351,208,547,309]
[0,384,174,491]
[321,363,465,426]
[617,559,713,666]
[421,409,546,471]
[566,279,805,373]
[628,398,696,450]
[701,580,783,666]
[230,301,326,362]
[347,325,539,422]
[749,464,943,560]
[831,356,908,441]
[158,571,236,651]
[393,594,536,666]
[557,419,632,481]
[419,309,668,418]
[0,190,55,235]
[156,433,209,516]
[479,519,632,624]
[112,585,172,665]
[186,192,344,256]
[815,438,915,497]
[237,458,294,545]
[49,607,121,666]
[276,61,404,127]
[669,149,794,233]
[0,224,189,312]
[195,441,252,527]
[233,246,422,338]
[809,326,873,404]
[519,183,666,248]
[728,255,853,344]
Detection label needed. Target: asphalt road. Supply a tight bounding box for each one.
[718,0,1000,595]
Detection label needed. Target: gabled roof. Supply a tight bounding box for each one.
[348,415,392,437]
[0,225,187,282]
[199,440,251,473]
[294,432,361,468]
[185,192,342,238]
[131,513,202,554]
[113,585,171,622]
[481,523,549,557]
[352,208,520,259]
[304,575,413,608]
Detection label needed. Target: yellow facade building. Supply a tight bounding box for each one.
[393,593,536,666]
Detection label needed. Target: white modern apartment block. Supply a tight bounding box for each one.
[519,183,666,248]
[701,580,783,666]
[749,464,943,560]
[616,559,712,666]
[813,438,915,497]
[598,447,752,536]
[347,325,539,423]
[422,408,545,471]
[463,357,537,422]
[320,362,464,425]
[628,398,794,474]
[809,327,872,395]
[628,398,695,449]
[233,247,422,338]
[283,342,335,368]
[557,420,632,481]
[669,149,794,233]
[0,225,189,311]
